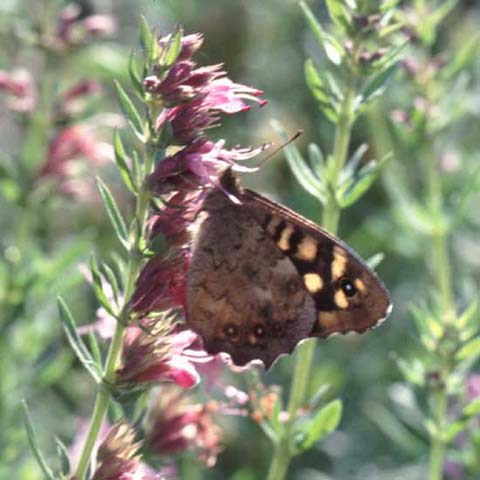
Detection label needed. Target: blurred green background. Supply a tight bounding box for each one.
[0,0,479,479]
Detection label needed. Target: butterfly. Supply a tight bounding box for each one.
[186,169,392,368]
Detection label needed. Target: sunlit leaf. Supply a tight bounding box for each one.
[128,52,144,98]
[58,297,102,383]
[339,158,386,208]
[456,337,480,362]
[139,15,158,63]
[272,121,326,202]
[295,400,342,451]
[114,80,144,139]
[89,255,117,318]
[463,398,480,418]
[300,2,345,65]
[325,0,350,32]
[162,26,183,68]
[113,130,137,194]
[360,63,399,106]
[97,177,129,250]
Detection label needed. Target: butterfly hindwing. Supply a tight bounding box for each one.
[243,189,392,338]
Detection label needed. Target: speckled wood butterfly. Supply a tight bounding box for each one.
[186,169,392,368]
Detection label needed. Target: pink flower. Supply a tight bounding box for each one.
[156,97,220,144]
[53,3,116,49]
[0,68,36,112]
[130,254,189,314]
[148,190,205,248]
[147,138,263,196]
[37,124,112,197]
[466,374,480,401]
[117,318,215,389]
[145,386,223,467]
[144,30,266,116]
[204,78,267,113]
[57,79,102,117]
[145,63,224,107]
[158,32,204,62]
[91,423,162,480]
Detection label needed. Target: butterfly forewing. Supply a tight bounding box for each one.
[186,169,392,368]
[187,188,317,368]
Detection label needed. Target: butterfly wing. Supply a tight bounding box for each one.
[241,189,392,338]
[186,189,317,368]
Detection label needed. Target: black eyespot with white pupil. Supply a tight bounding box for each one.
[253,324,265,338]
[224,323,238,338]
[340,278,357,297]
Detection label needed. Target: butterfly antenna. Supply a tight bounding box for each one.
[255,130,303,169]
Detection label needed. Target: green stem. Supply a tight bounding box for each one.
[429,388,448,480]
[425,146,455,480]
[266,63,356,480]
[74,141,154,480]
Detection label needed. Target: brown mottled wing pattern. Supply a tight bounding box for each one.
[187,189,317,368]
[242,189,392,338]
[186,170,392,368]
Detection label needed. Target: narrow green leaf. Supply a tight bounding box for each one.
[340,143,368,183]
[308,143,325,179]
[395,356,425,386]
[463,398,480,418]
[96,177,129,249]
[102,262,121,304]
[300,1,344,65]
[128,53,144,98]
[360,63,399,105]
[139,15,157,62]
[364,401,425,456]
[132,150,143,187]
[366,252,385,270]
[89,255,117,317]
[429,0,458,31]
[305,59,330,104]
[163,27,183,68]
[272,121,325,202]
[88,331,103,368]
[380,0,400,12]
[373,41,407,71]
[114,80,144,138]
[55,437,71,476]
[456,336,480,362]
[339,160,384,207]
[109,253,127,291]
[22,401,55,480]
[457,299,478,330]
[325,0,350,32]
[57,297,102,383]
[296,400,342,451]
[325,72,344,102]
[443,420,466,443]
[444,34,479,79]
[113,130,137,194]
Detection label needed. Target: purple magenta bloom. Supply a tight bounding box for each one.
[37,124,111,197]
[0,68,36,112]
[117,319,217,389]
[145,386,223,467]
[147,138,263,196]
[130,254,189,314]
[53,3,115,49]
